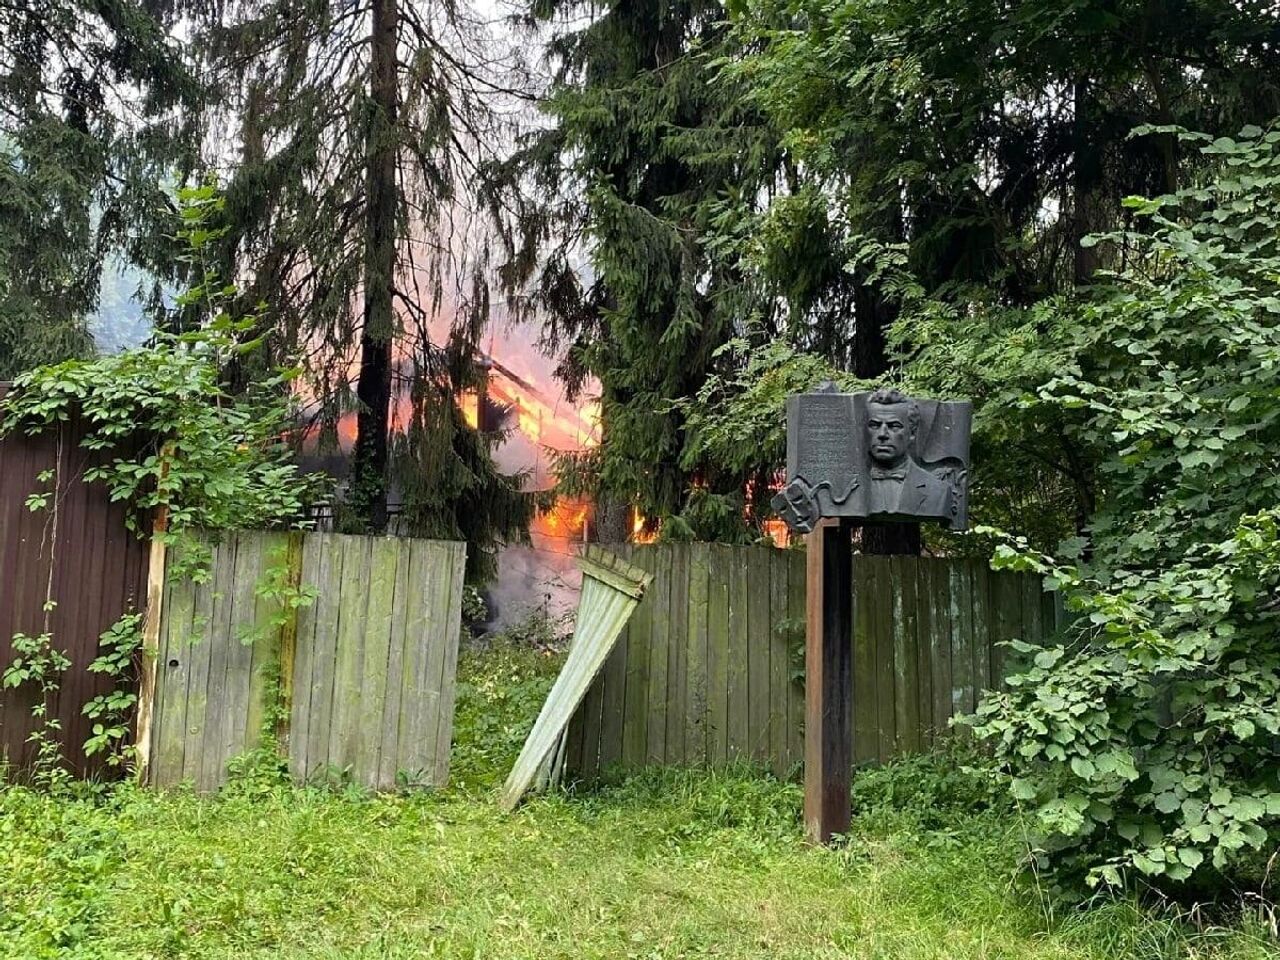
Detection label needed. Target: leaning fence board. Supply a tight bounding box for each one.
[149,530,465,793]
[562,544,1061,782]
[500,546,653,812]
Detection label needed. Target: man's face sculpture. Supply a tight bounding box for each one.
[866,402,912,468]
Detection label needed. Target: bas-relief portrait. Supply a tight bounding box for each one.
[771,385,972,535]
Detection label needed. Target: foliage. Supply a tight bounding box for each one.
[489,0,784,538]
[389,399,544,583]
[966,126,1280,891]
[0,184,318,546]
[1,631,71,790]
[460,584,487,626]
[0,643,1275,958]
[194,0,534,542]
[448,633,564,790]
[82,614,143,768]
[0,0,198,379]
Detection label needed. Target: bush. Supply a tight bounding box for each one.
[966,125,1280,893]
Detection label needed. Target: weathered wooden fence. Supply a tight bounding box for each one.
[149,530,466,792]
[0,385,149,778]
[563,544,1060,781]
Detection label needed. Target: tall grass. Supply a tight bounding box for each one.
[0,632,1273,959]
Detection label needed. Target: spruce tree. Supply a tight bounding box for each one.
[490,0,783,541]
[199,0,538,568]
[0,0,197,377]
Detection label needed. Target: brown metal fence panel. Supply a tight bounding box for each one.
[563,544,1059,782]
[0,384,150,778]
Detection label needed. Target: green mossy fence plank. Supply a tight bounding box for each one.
[622,546,651,770]
[706,545,730,766]
[971,560,993,696]
[892,557,921,756]
[561,545,1060,782]
[767,549,790,774]
[685,544,710,766]
[149,531,464,793]
[851,557,877,766]
[288,531,323,780]
[646,550,670,765]
[746,546,771,763]
[153,572,196,786]
[785,551,806,768]
[665,544,689,767]
[726,547,750,761]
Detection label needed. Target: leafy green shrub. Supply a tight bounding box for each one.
[449,634,564,790]
[850,745,1007,833]
[967,125,1280,892]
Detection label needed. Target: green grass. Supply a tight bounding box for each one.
[2,639,1275,960]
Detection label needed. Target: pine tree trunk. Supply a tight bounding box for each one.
[350,0,399,533]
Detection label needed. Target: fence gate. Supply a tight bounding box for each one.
[563,544,1061,781]
[148,530,466,792]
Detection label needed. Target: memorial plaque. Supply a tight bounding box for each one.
[772,384,972,534]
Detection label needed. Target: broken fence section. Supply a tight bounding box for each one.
[500,546,653,812]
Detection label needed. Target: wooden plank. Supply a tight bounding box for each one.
[431,540,467,785]
[133,476,172,785]
[597,614,628,773]
[767,548,791,775]
[288,531,323,780]
[224,531,261,778]
[891,557,921,755]
[353,537,397,786]
[970,558,993,704]
[179,544,217,786]
[500,549,649,810]
[1022,573,1045,662]
[1052,588,1068,632]
[913,559,936,747]
[949,560,975,719]
[644,547,670,764]
[725,546,749,761]
[803,520,854,843]
[244,532,286,755]
[272,531,305,747]
[928,559,954,734]
[684,543,710,765]
[746,545,772,763]
[303,533,343,780]
[621,547,651,770]
[401,538,442,781]
[706,544,730,766]
[991,570,1024,691]
[377,538,412,789]
[851,554,877,765]
[1041,585,1058,644]
[575,665,605,781]
[786,549,806,769]
[870,558,895,764]
[664,544,689,767]
[328,534,372,777]
[199,535,240,791]
[152,570,196,786]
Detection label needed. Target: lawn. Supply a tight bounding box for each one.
[1,640,1275,960]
